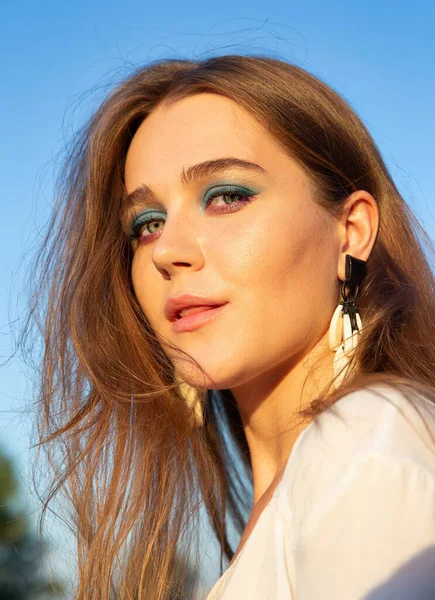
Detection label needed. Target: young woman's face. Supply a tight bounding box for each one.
[124,93,340,390]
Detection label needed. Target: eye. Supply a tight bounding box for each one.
[129,186,258,245]
[205,188,254,213]
[129,210,166,243]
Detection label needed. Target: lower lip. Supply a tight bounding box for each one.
[171,303,228,333]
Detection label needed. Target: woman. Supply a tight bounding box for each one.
[25,55,435,599]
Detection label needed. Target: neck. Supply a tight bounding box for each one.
[230,330,332,504]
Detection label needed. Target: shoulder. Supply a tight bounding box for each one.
[276,385,435,599]
[303,383,435,466]
[278,383,435,506]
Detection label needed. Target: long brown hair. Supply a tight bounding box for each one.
[22,55,435,599]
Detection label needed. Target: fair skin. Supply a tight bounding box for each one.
[123,92,379,558]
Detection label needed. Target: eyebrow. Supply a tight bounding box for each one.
[122,157,267,209]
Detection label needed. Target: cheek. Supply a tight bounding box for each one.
[212,206,317,292]
[207,210,279,283]
[224,206,334,341]
[131,253,162,325]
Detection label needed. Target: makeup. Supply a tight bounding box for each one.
[129,182,260,244]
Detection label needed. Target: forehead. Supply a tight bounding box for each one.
[124,93,292,190]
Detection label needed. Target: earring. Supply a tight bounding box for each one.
[174,371,204,427]
[328,254,367,389]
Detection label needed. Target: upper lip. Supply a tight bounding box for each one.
[164,294,228,322]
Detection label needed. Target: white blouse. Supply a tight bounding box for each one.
[206,384,435,599]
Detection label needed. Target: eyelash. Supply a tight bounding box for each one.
[129,187,257,244]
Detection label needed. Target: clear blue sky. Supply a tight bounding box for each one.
[1,0,434,595]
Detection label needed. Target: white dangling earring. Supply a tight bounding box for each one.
[329,302,363,389]
[328,254,367,390]
[174,371,204,427]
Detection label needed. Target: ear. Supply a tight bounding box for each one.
[336,191,379,282]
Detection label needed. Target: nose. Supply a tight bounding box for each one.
[151,209,205,279]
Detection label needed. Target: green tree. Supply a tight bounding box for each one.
[0,448,64,599]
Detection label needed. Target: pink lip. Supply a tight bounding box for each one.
[171,303,228,333]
